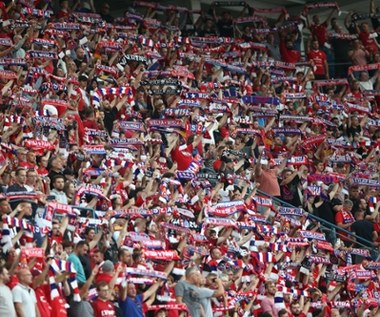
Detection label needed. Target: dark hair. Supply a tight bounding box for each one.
[84,227,95,236]
[76,240,89,249]
[52,175,65,183]
[48,156,59,170]
[278,309,289,317]
[258,313,272,317]
[118,248,130,259]
[96,280,109,291]
[290,301,300,308]
[132,249,143,262]
[62,240,74,249]
[15,167,26,176]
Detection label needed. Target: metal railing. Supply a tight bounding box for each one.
[257,189,379,261]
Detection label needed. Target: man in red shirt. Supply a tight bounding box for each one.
[359,22,379,57]
[335,199,355,246]
[280,37,301,64]
[307,40,329,80]
[289,299,310,317]
[92,281,117,317]
[307,9,336,47]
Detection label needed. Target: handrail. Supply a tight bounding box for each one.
[257,189,379,260]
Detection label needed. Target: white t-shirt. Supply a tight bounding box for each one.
[50,189,68,204]
[12,283,37,317]
[0,284,16,317]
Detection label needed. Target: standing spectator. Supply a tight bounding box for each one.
[47,156,65,183]
[289,300,310,317]
[99,3,114,23]
[12,268,40,317]
[116,248,133,270]
[279,34,301,63]
[306,8,336,47]
[357,71,380,91]
[279,166,305,207]
[352,209,376,248]
[330,24,352,79]
[196,17,218,37]
[68,240,89,286]
[7,167,27,193]
[312,183,340,245]
[213,6,234,38]
[335,199,356,246]
[0,264,16,317]
[255,153,286,198]
[348,39,370,66]
[92,281,117,317]
[358,22,379,59]
[19,151,37,170]
[307,40,329,80]
[94,260,114,285]
[56,0,70,20]
[50,175,68,204]
[36,156,49,177]
[119,281,161,317]
[80,227,103,279]
[175,266,224,317]
[260,281,279,317]
[24,169,39,192]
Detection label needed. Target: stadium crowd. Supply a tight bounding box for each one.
[2,0,380,316]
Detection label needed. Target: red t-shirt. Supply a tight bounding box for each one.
[310,22,328,45]
[171,144,194,171]
[82,119,101,130]
[280,39,301,63]
[92,299,117,317]
[307,50,327,75]
[56,10,70,19]
[35,285,52,317]
[335,209,355,241]
[51,296,68,317]
[359,31,379,54]
[219,126,229,139]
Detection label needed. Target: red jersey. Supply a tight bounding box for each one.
[280,40,301,63]
[310,22,328,45]
[171,144,193,171]
[359,31,379,54]
[307,50,327,75]
[335,209,355,241]
[35,286,52,317]
[82,119,101,130]
[92,299,117,317]
[51,296,68,317]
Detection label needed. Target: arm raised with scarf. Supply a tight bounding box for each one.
[80,265,99,299]
[366,200,380,222]
[281,165,306,186]
[89,228,103,250]
[32,258,52,289]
